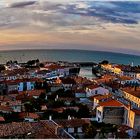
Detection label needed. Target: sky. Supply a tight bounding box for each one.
[0,0,140,55]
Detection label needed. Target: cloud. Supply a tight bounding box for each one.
[9,1,36,8]
[0,0,140,54]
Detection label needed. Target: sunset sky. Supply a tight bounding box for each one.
[0,0,140,55]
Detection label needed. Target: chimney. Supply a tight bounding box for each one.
[49,115,52,121]
[68,115,71,120]
[55,95,59,101]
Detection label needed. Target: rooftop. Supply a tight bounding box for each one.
[86,84,99,89]
[18,89,46,97]
[123,87,140,98]
[131,109,140,115]
[0,105,13,112]
[93,94,112,101]
[98,99,123,107]
[19,112,40,119]
[55,119,90,128]
[0,121,69,138]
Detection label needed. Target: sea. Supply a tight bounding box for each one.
[0,49,140,79]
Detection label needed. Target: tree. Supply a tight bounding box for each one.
[100,60,109,65]
[83,124,97,138]
[77,104,90,118]
[0,65,5,72]
[39,63,44,67]
[24,102,33,112]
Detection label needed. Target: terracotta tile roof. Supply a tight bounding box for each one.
[95,74,115,84]
[19,112,40,119]
[94,94,112,100]
[61,77,76,85]
[2,78,43,85]
[98,99,123,107]
[0,106,13,112]
[45,64,65,71]
[0,96,12,102]
[0,121,63,138]
[74,76,92,85]
[55,119,90,128]
[18,89,46,97]
[86,84,99,89]
[115,65,123,69]
[2,68,29,76]
[0,116,5,122]
[123,87,140,98]
[53,108,64,113]
[118,76,132,81]
[8,100,22,106]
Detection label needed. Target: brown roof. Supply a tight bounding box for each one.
[0,96,12,102]
[2,78,43,85]
[55,119,90,128]
[93,94,112,101]
[0,106,13,112]
[86,84,99,89]
[0,121,63,138]
[61,77,76,85]
[0,116,5,122]
[19,89,46,97]
[118,76,132,81]
[19,112,40,119]
[3,68,29,76]
[123,87,140,98]
[45,64,65,71]
[98,99,123,107]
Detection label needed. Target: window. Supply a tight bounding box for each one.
[95,90,98,94]
[98,110,101,116]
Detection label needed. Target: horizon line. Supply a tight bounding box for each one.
[0,48,140,57]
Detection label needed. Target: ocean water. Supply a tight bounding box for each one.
[0,49,140,65]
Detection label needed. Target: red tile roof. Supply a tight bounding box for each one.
[94,94,112,100]
[118,76,132,81]
[19,112,39,119]
[55,119,90,128]
[61,77,76,85]
[2,78,43,85]
[0,106,13,112]
[86,84,99,89]
[18,89,46,97]
[0,121,65,138]
[98,99,123,107]
[123,87,140,98]
[0,116,5,122]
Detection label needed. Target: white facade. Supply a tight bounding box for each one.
[86,87,109,97]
